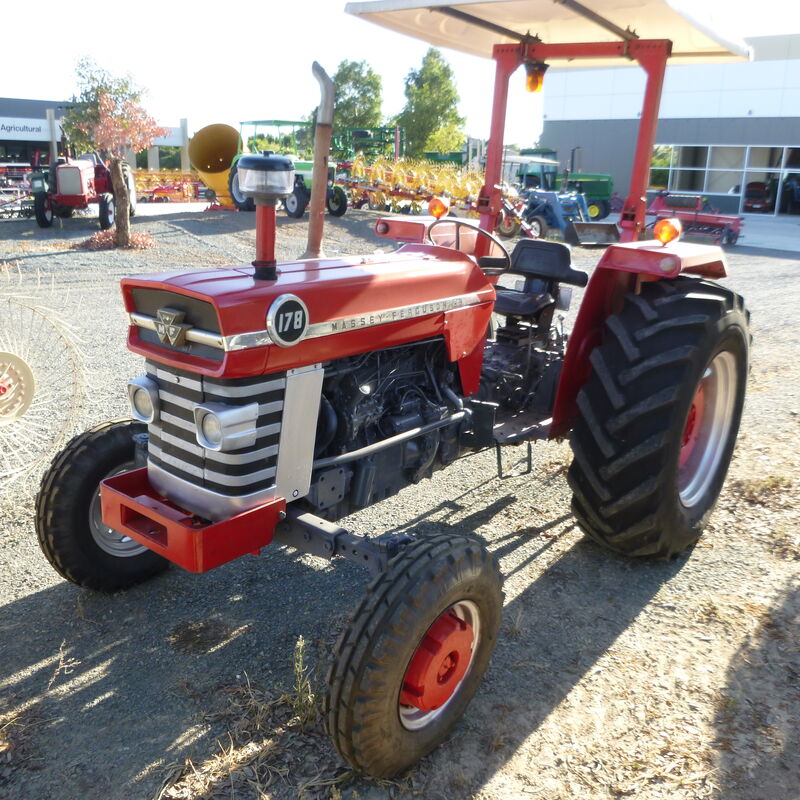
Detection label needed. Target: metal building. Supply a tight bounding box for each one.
[540,34,800,218]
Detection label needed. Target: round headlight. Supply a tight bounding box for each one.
[200,412,223,447]
[132,386,154,421]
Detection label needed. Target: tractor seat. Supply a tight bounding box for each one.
[494,287,553,317]
[509,239,588,287]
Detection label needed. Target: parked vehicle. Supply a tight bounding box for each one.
[29,154,135,230]
[35,2,751,781]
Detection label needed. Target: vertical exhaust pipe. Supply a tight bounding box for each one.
[301,62,334,260]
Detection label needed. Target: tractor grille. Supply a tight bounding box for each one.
[145,360,285,497]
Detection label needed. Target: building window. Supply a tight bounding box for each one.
[650,143,800,216]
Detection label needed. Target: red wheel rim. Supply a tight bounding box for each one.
[398,600,480,730]
[679,381,705,469]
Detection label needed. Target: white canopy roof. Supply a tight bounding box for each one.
[345,0,751,66]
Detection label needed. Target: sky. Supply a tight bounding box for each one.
[4,1,800,148]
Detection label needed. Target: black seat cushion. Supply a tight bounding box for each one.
[494,288,553,317]
[510,239,588,287]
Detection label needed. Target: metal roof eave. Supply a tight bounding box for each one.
[344,0,752,66]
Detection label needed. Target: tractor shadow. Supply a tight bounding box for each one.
[711,579,800,800]
[0,467,685,800]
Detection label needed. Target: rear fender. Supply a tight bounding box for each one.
[549,240,727,438]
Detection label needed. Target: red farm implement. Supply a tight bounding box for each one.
[34,0,752,780]
[648,190,744,244]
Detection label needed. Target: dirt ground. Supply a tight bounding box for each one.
[0,208,798,800]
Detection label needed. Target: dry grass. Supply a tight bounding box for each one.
[71,230,156,251]
[156,637,341,800]
[730,474,794,505]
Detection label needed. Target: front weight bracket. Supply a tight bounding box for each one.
[273,506,413,576]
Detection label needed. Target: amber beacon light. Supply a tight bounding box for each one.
[525,62,548,92]
[653,217,683,245]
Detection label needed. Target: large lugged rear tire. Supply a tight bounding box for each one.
[36,419,169,591]
[568,277,749,558]
[98,193,115,230]
[325,533,503,778]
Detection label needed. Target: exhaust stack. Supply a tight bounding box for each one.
[301,62,335,260]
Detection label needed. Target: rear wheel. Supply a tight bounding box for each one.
[228,163,255,212]
[568,277,749,558]
[34,193,53,227]
[99,193,115,229]
[36,420,169,591]
[325,533,502,778]
[123,164,137,218]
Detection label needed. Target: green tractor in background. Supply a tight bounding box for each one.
[228,120,348,218]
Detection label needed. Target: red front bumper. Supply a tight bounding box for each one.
[100,468,286,573]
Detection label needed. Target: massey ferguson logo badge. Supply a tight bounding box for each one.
[155,307,191,347]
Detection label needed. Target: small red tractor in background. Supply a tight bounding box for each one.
[29,154,136,229]
[34,1,752,780]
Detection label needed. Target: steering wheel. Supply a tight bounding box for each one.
[425,217,511,275]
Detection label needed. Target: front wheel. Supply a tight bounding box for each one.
[527,214,548,239]
[496,208,521,238]
[35,420,169,591]
[228,163,255,212]
[34,193,53,227]
[284,187,308,218]
[98,193,115,230]
[587,200,610,220]
[325,533,503,778]
[568,277,749,558]
[326,185,348,217]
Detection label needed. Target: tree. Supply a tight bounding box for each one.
[424,122,464,155]
[61,59,168,247]
[307,60,383,158]
[396,49,465,158]
[331,60,382,132]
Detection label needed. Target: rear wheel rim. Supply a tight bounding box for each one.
[89,461,148,557]
[398,599,480,731]
[678,351,738,508]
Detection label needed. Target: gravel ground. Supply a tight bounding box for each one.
[0,208,798,800]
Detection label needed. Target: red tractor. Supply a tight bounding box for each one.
[29,154,136,229]
[34,1,752,780]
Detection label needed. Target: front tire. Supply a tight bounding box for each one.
[35,420,169,591]
[99,193,115,230]
[496,209,521,238]
[568,277,749,558]
[34,193,53,227]
[228,163,255,212]
[326,185,348,217]
[325,533,502,778]
[284,186,309,218]
[528,214,548,239]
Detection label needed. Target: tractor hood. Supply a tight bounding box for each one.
[122,247,496,379]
